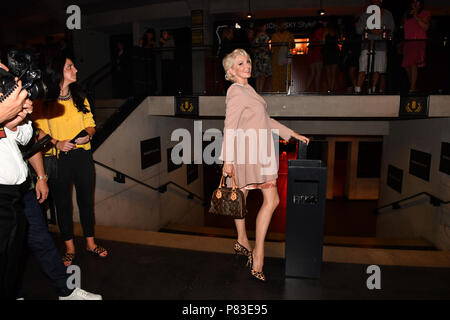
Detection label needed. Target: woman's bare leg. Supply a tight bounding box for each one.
[234,188,251,250]
[306,65,315,92]
[314,64,323,92]
[252,186,279,273]
[410,64,418,92]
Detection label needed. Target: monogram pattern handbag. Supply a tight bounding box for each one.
[209,174,247,219]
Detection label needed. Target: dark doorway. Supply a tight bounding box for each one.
[333,141,349,198]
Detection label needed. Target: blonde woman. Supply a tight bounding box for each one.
[221,49,309,281]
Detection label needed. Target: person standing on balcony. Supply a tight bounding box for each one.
[32,54,108,267]
[221,49,309,281]
[306,22,324,92]
[160,30,176,95]
[252,24,272,93]
[402,0,431,93]
[322,19,341,93]
[354,0,395,94]
[271,22,295,93]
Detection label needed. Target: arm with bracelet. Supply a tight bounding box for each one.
[28,150,49,203]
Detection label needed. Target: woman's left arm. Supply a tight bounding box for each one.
[75,99,96,145]
[268,118,309,145]
[74,127,95,145]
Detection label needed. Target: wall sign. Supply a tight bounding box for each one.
[141,137,161,170]
[399,96,429,118]
[387,165,403,193]
[175,96,199,116]
[409,149,431,181]
[440,142,450,175]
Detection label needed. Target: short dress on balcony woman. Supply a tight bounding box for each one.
[220,82,294,190]
[402,10,431,68]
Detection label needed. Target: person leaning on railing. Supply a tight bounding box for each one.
[0,62,34,299]
[31,54,108,268]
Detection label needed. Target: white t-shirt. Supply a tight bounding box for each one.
[0,121,33,185]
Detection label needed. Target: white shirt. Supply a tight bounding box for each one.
[0,121,33,185]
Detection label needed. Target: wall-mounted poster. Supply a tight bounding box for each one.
[387,165,403,193]
[141,137,161,170]
[409,149,431,181]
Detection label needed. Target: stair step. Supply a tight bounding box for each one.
[159,224,436,250]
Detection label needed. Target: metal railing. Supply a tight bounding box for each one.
[102,37,450,98]
[375,191,449,214]
[93,160,205,204]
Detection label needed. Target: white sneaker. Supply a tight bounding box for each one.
[59,288,102,300]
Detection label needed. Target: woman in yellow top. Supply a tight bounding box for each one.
[33,55,107,266]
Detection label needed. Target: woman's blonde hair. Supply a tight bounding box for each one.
[222,49,251,82]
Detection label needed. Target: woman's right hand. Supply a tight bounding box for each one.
[222,162,234,177]
[56,140,76,152]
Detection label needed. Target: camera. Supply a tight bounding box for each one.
[0,50,59,102]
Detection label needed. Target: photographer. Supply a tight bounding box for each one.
[0,61,34,299]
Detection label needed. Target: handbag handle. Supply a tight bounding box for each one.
[216,173,239,201]
[218,173,238,191]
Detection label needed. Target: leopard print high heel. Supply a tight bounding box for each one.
[247,251,266,282]
[234,242,251,257]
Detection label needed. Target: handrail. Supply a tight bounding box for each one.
[375,192,449,213]
[93,160,205,204]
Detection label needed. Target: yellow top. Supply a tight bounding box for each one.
[32,98,96,156]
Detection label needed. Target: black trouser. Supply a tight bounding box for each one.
[50,149,95,242]
[0,184,27,300]
[22,190,72,297]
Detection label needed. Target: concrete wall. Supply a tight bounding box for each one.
[377,118,450,250]
[71,97,204,231]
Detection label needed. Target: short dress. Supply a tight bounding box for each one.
[252,33,272,78]
[402,10,431,68]
[307,27,324,65]
[220,83,294,190]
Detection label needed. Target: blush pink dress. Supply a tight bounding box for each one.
[402,10,431,68]
[220,83,294,189]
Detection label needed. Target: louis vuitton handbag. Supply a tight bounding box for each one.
[209,174,247,219]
